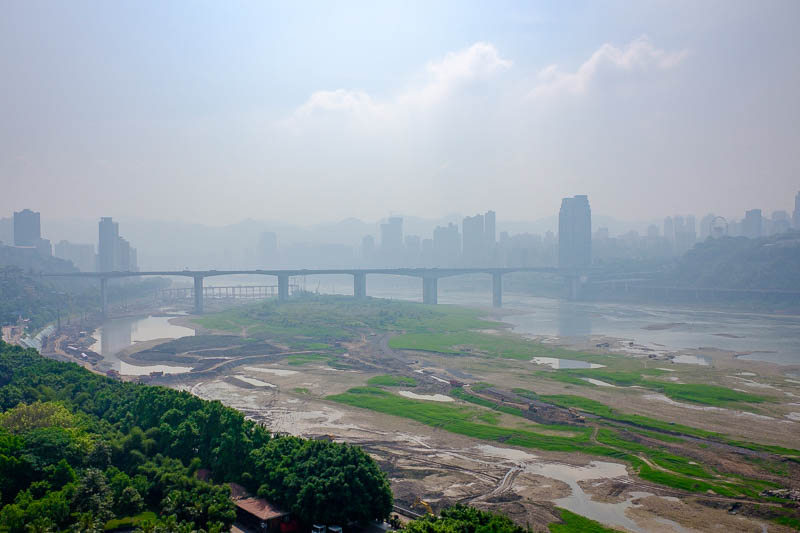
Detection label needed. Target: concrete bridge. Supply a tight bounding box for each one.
[44,267,581,317]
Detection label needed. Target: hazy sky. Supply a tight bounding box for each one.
[2,0,798,225]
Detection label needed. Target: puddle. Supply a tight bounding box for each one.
[786,413,800,421]
[398,391,454,402]
[581,378,617,387]
[656,368,677,372]
[784,379,800,385]
[737,372,757,376]
[119,362,192,375]
[733,377,776,389]
[243,366,299,376]
[475,444,539,462]
[643,394,777,420]
[531,357,605,369]
[670,354,711,366]
[234,375,276,388]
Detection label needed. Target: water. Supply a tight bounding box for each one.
[349,280,800,366]
[531,357,605,369]
[90,315,195,374]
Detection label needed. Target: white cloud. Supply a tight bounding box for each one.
[287,42,511,127]
[531,36,688,97]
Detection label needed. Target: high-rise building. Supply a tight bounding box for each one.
[771,211,791,234]
[380,217,403,252]
[794,191,800,230]
[433,223,460,266]
[700,213,715,240]
[484,210,496,245]
[462,214,485,265]
[13,209,41,246]
[742,209,763,239]
[663,217,674,243]
[54,241,95,272]
[98,217,119,272]
[361,235,375,261]
[98,217,137,271]
[558,195,591,269]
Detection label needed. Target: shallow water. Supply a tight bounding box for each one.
[91,315,195,374]
[398,391,454,402]
[355,283,800,366]
[531,357,605,369]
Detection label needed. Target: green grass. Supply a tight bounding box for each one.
[548,508,621,532]
[329,387,594,453]
[285,353,331,366]
[367,374,418,387]
[293,387,310,394]
[194,294,498,346]
[104,511,157,530]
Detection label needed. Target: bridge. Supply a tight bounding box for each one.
[44,267,582,317]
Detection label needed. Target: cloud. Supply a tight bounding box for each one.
[287,42,511,128]
[531,36,688,97]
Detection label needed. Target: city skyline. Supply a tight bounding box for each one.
[2,1,799,224]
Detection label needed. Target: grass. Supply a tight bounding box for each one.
[104,511,157,530]
[328,387,595,453]
[194,294,497,345]
[285,353,330,365]
[293,387,310,394]
[367,374,418,387]
[548,508,621,532]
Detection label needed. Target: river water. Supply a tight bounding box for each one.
[90,315,195,375]
[362,281,800,366]
[93,279,800,368]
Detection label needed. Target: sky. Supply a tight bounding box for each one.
[1,0,799,226]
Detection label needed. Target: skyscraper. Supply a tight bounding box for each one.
[794,191,800,230]
[461,213,485,265]
[98,217,119,272]
[558,195,591,269]
[742,209,762,239]
[433,223,460,266]
[97,217,138,271]
[663,217,674,243]
[380,217,403,251]
[484,210,496,245]
[13,209,40,246]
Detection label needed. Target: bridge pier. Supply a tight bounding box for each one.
[100,277,108,318]
[492,272,503,308]
[278,274,289,302]
[353,272,367,299]
[422,277,438,304]
[193,275,204,314]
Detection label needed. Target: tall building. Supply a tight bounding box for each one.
[663,217,674,243]
[771,211,791,235]
[462,214,485,265]
[433,223,460,266]
[700,213,715,240]
[13,209,41,246]
[98,217,138,271]
[794,191,800,230]
[742,209,762,239]
[380,217,403,252]
[98,217,119,272]
[484,210,496,245]
[361,235,375,261]
[558,195,591,269]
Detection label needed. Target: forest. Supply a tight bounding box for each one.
[0,341,392,532]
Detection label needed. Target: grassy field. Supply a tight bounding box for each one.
[367,374,418,387]
[193,294,497,346]
[548,508,621,532]
[329,385,787,498]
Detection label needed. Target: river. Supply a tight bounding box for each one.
[93,277,800,367]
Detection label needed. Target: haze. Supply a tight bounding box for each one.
[2,0,799,225]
